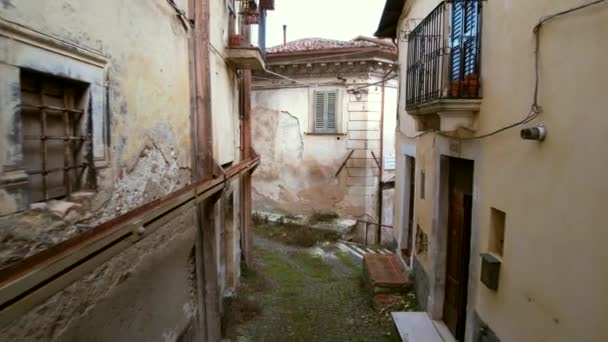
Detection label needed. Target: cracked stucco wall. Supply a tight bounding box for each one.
[251,87,356,217]
[0,1,205,341]
[1,208,199,342]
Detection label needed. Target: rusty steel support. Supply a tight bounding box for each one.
[190,0,220,339]
[240,69,254,268]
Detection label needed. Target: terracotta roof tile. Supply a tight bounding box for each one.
[267,36,395,54]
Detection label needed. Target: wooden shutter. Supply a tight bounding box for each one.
[463,1,479,76]
[314,91,326,131]
[450,1,464,80]
[314,91,338,133]
[326,92,337,131]
[451,1,480,79]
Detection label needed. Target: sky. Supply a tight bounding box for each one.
[265,0,386,47]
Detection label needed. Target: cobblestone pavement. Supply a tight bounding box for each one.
[222,235,404,342]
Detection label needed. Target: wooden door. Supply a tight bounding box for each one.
[443,159,473,340]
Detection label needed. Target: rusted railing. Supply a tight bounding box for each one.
[357,220,393,246]
[0,156,259,329]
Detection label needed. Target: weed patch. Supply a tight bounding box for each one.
[255,222,340,247]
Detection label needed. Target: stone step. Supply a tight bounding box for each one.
[336,242,363,260]
[391,312,443,342]
[362,253,410,294]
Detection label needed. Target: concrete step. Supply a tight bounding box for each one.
[391,312,443,342]
[336,242,363,260]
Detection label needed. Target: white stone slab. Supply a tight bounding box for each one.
[391,312,442,342]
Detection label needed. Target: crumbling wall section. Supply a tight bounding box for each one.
[0,208,199,342]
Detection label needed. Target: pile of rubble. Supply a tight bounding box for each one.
[0,192,96,269]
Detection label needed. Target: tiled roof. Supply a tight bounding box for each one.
[267,36,395,54]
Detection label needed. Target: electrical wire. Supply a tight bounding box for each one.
[165,0,192,31]
[408,0,605,141]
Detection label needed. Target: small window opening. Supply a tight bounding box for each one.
[420,170,426,200]
[20,70,94,203]
[489,207,506,257]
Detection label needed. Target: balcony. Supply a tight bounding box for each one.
[405,0,482,132]
[225,0,266,71]
[226,42,265,71]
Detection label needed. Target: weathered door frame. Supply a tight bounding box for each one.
[427,139,481,342]
[398,144,416,266]
[442,157,474,340]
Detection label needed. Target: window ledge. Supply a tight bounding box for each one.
[305,132,346,136]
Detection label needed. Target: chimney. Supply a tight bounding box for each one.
[283,24,287,47]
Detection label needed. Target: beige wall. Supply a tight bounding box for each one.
[392,0,608,341]
[252,76,397,221]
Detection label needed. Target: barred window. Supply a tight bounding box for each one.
[20,70,95,203]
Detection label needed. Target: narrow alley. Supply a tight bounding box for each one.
[0,0,607,341]
[223,220,416,342]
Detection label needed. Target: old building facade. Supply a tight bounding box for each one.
[0,0,272,340]
[251,37,398,231]
[377,0,608,341]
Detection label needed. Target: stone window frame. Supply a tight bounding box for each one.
[0,19,109,213]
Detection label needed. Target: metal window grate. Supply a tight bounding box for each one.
[405,0,482,110]
[20,70,94,202]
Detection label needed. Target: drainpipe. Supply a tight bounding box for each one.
[377,80,386,244]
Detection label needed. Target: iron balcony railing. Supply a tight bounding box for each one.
[405,0,482,110]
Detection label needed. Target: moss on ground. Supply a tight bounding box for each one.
[307,211,339,225]
[254,222,340,248]
[336,251,361,272]
[223,235,415,341]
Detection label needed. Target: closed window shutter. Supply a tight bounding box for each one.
[451,1,480,79]
[450,1,464,80]
[315,91,326,131]
[463,2,479,75]
[314,91,338,133]
[326,92,337,130]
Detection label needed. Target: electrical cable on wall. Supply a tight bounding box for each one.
[166,0,193,31]
[405,0,605,141]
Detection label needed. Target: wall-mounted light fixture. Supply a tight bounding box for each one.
[520,125,546,141]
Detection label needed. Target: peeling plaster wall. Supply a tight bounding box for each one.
[0,0,193,214]
[0,0,247,339]
[252,77,398,221]
[1,209,199,342]
[0,1,201,340]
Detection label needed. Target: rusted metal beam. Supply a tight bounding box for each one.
[39,88,48,201]
[0,156,259,330]
[335,149,354,177]
[21,104,84,114]
[241,69,254,268]
[190,0,221,339]
[370,151,382,169]
[62,93,72,196]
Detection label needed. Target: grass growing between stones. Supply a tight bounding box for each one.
[254,221,340,248]
[337,251,361,272]
[223,236,403,342]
